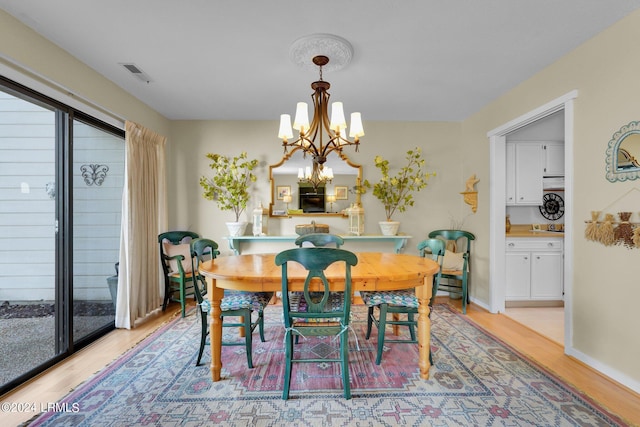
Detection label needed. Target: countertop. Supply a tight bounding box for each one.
[506,224,564,238]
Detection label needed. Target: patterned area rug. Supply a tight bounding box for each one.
[28,304,628,426]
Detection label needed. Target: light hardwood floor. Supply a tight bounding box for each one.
[504,306,565,344]
[2,298,639,426]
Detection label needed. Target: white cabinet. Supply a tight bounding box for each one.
[506,142,544,205]
[543,141,564,177]
[506,144,516,205]
[506,238,563,301]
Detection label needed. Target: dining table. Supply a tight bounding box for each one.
[198,251,439,382]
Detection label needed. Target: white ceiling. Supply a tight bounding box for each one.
[2,1,639,122]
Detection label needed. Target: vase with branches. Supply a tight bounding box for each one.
[363,147,435,234]
[200,151,258,235]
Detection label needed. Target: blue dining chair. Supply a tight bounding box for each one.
[360,238,444,365]
[275,247,358,400]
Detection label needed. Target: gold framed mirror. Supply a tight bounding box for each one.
[269,148,362,217]
[606,121,640,182]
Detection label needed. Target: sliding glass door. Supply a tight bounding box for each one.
[72,119,124,342]
[0,79,124,394]
[0,88,59,390]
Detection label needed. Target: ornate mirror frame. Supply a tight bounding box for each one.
[606,121,640,182]
[269,147,362,217]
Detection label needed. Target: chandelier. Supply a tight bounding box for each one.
[298,160,333,189]
[278,54,364,169]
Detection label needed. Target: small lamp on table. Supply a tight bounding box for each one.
[326,194,336,213]
[283,195,292,212]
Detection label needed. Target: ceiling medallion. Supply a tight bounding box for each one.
[289,34,353,72]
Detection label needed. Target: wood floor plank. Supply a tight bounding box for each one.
[2,299,639,426]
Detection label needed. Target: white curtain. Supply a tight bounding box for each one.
[115,121,168,329]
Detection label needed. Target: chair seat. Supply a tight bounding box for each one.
[168,271,195,279]
[360,290,419,309]
[200,291,272,312]
[289,292,344,323]
[441,268,463,276]
[292,320,343,328]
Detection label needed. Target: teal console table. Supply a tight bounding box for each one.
[223,234,413,255]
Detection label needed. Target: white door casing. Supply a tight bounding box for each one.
[487,90,576,350]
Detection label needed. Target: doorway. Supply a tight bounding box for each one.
[487,90,576,350]
[503,111,565,344]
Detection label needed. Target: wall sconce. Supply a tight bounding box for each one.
[461,174,479,213]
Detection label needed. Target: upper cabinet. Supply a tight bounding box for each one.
[506,142,544,205]
[543,141,564,177]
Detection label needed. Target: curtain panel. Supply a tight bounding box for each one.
[115,121,168,329]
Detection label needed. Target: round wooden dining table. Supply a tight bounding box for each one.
[198,251,439,382]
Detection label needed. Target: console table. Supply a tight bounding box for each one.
[223,234,413,255]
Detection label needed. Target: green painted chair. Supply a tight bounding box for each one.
[191,238,272,368]
[294,233,344,248]
[275,247,358,400]
[360,238,445,365]
[158,230,199,317]
[428,229,476,314]
[293,233,345,343]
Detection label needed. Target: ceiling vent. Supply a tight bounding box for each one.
[119,63,153,83]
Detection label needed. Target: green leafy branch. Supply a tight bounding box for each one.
[363,147,435,221]
[199,151,258,222]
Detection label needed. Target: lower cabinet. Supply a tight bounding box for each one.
[506,238,563,301]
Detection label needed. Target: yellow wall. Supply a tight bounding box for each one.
[169,120,464,255]
[2,7,639,389]
[0,11,169,135]
[463,10,640,386]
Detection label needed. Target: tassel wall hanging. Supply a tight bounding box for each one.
[584,211,600,241]
[583,188,640,249]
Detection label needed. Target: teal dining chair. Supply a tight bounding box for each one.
[275,247,358,400]
[158,230,199,317]
[360,238,444,365]
[428,229,476,314]
[293,233,345,343]
[294,233,344,248]
[191,238,272,368]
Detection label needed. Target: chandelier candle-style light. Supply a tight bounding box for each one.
[298,161,333,189]
[278,54,364,170]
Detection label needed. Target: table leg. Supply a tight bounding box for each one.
[392,313,400,336]
[415,275,432,380]
[207,277,224,381]
[238,316,246,337]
